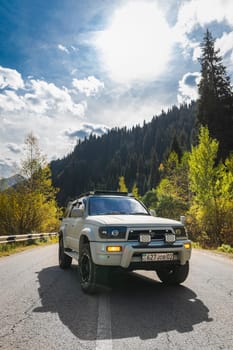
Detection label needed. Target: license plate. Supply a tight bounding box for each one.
[142,252,175,262]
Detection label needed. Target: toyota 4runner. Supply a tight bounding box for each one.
[59,191,191,293]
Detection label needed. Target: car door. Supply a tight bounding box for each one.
[68,201,85,251]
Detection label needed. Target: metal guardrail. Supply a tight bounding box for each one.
[0,232,58,244]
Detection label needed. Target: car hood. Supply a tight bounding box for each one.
[85,215,182,227]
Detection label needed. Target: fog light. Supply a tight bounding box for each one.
[106,246,122,252]
[184,243,191,249]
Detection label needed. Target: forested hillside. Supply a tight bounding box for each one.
[51,102,196,205]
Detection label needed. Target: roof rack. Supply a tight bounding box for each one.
[78,190,130,198]
[94,190,129,196]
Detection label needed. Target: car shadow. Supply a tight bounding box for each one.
[34,264,212,341]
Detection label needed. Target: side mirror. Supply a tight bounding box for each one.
[149,209,156,216]
[180,216,186,225]
[71,207,84,218]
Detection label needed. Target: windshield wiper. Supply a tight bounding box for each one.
[104,211,127,215]
[98,211,149,215]
[130,212,149,215]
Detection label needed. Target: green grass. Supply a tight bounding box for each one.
[191,241,202,249]
[217,244,233,254]
[0,236,58,257]
[192,241,233,258]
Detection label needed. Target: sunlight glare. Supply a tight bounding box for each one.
[95,1,174,84]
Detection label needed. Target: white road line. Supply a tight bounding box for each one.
[96,294,112,350]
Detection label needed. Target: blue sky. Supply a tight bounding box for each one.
[1,0,233,177]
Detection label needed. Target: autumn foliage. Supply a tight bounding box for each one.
[0,133,61,235]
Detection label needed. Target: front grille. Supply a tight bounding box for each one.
[127,229,173,241]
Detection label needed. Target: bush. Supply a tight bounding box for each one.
[156,195,188,220]
[141,189,157,209]
[217,244,233,254]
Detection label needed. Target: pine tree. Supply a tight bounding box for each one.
[170,135,182,161]
[197,29,233,160]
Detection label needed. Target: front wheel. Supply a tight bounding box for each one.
[79,243,108,294]
[156,262,189,285]
[59,235,72,269]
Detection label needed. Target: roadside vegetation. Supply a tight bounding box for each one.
[127,30,233,252]
[0,236,58,257]
[140,30,233,253]
[0,133,61,253]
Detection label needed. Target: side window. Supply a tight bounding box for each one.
[69,198,86,217]
[77,198,86,210]
[77,200,84,210]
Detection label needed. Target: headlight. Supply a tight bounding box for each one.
[99,226,127,239]
[173,226,187,238]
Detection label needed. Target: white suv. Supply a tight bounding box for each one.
[59,191,191,293]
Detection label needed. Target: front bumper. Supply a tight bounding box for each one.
[90,240,191,268]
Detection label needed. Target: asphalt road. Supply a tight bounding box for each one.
[0,245,232,350]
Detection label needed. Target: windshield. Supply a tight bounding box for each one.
[88,196,149,216]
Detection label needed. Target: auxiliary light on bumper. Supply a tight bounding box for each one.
[106,246,122,252]
[184,242,191,249]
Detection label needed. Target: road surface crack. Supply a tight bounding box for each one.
[0,305,34,340]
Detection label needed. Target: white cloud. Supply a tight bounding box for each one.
[0,90,26,111]
[71,68,78,76]
[65,123,109,140]
[71,45,79,52]
[216,31,233,56]
[87,89,172,129]
[0,158,19,178]
[174,0,233,60]
[72,76,104,96]
[215,31,233,72]
[6,143,22,154]
[176,0,233,35]
[0,67,94,177]
[25,79,87,116]
[192,44,202,62]
[93,1,174,84]
[58,44,69,54]
[177,72,201,104]
[0,61,172,178]
[0,66,24,90]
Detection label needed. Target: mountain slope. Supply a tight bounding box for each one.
[0,174,24,191]
[51,102,196,205]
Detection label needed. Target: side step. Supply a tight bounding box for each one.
[64,250,79,262]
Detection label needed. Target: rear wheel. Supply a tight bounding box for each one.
[59,235,72,269]
[156,262,189,285]
[79,243,108,294]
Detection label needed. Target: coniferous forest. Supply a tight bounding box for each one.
[51,102,196,205]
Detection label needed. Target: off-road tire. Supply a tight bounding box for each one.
[59,235,72,269]
[156,261,189,285]
[79,243,108,294]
